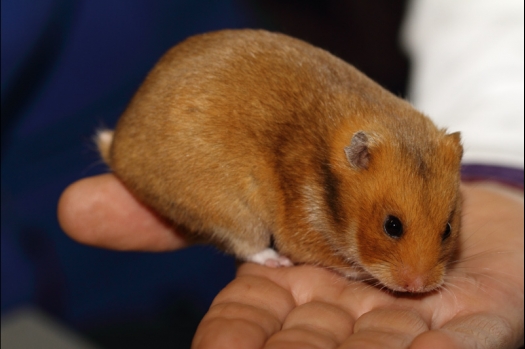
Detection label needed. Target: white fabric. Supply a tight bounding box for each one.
[401,0,524,168]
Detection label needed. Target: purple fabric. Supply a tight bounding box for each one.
[461,164,524,190]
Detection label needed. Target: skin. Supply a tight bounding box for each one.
[58,173,524,349]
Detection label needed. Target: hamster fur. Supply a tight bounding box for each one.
[96,29,463,293]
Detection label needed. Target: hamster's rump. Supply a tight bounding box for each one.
[99,29,463,293]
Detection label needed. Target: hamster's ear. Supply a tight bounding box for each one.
[345,131,370,170]
[446,131,463,160]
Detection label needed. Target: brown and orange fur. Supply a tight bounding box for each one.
[96,29,463,293]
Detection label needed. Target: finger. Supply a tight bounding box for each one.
[459,182,524,259]
[58,174,186,251]
[410,313,520,349]
[341,308,429,349]
[264,301,354,349]
[192,274,296,349]
[236,263,357,306]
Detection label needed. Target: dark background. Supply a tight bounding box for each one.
[1,0,408,347]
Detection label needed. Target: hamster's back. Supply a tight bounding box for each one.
[107,30,382,236]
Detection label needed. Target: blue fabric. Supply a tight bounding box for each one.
[461,164,524,190]
[1,0,258,330]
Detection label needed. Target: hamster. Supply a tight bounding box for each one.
[96,29,463,293]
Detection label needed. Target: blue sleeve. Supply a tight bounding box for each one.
[1,0,257,334]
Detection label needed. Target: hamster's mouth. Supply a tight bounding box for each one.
[336,261,445,293]
[379,281,443,294]
[331,262,444,293]
[369,270,445,294]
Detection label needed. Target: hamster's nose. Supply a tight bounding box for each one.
[397,267,427,293]
[404,276,424,293]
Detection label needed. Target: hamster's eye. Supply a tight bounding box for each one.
[384,215,403,239]
[442,223,452,241]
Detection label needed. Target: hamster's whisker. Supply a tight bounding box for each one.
[449,269,520,290]
[453,249,516,264]
[439,282,460,309]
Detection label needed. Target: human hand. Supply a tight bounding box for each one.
[58,173,187,251]
[192,182,524,349]
[58,177,524,348]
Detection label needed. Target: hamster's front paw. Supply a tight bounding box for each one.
[247,248,293,268]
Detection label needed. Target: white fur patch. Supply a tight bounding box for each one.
[247,248,293,267]
[96,129,113,146]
